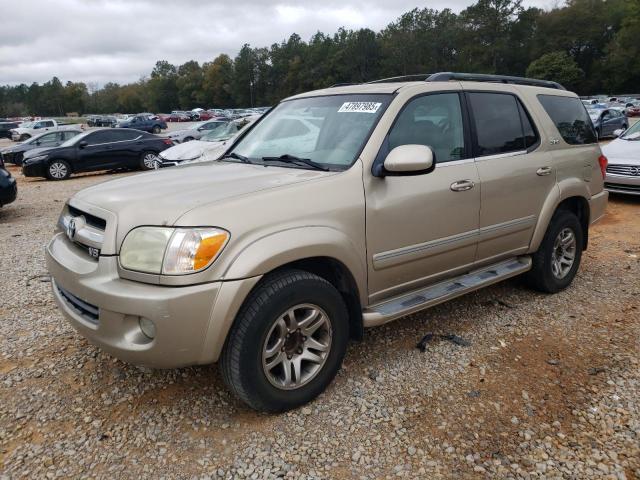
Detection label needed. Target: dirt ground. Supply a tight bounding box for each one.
[0,154,639,478]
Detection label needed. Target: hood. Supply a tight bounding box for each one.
[73,160,335,227]
[602,138,640,165]
[159,139,214,161]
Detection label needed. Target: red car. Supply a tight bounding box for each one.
[625,105,640,117]
[197,111,213,120]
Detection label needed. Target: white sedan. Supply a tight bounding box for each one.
[602,122,640,195]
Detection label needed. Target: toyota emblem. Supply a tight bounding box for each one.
[66,218,76,241]
[632,166,640,176]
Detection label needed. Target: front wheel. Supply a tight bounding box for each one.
[525,210,583,293]
[46,160,71,180]
[152,125,161,134]
[221,270,349,412]
[139,151,159,170]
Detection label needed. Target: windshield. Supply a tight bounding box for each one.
[620,121,640,140]
[202,123,240,142]
[229,94,391,169]
[20,121,34,128]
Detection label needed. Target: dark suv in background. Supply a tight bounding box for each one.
[117,114,167,134]
[22,128,173,180]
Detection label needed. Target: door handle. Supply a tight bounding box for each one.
[450,180,475,192]
[536,166,552,176]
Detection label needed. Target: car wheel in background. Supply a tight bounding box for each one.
[140,151,160,170]
[221,269,349,412]
[19,134,31,142]
[46,160,71,180]
[183,136,194,142]
[524,210,583,293]
[152,126,161,134]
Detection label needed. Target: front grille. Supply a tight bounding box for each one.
[68,205,107,230]
[57,285,99,324]
[605,182,640,193]
[606,164,640,177]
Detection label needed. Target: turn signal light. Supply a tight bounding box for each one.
[598,155,608,179]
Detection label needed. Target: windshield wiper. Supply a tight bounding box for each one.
[220,152,251,163]
[261,154,330,171]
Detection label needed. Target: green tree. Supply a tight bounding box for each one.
[147,60,178,112]
[202,54,235,108]
[526,51,584,90]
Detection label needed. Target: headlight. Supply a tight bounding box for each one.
[120,227,229,275]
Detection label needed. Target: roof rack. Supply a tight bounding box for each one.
[426,72,566,90]
[367,74,432,84]
[329,82,358,88]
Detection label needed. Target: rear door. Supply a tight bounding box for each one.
[465,89,555,265]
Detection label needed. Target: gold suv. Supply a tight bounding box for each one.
[46,73,608,412]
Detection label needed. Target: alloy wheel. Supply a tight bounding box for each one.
[49,162,67,179]
[143,153,159,169]
[551,227,577,279]
[261,303,332,390]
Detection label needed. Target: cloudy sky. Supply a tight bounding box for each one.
[1,0,560,87]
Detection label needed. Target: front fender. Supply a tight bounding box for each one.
[223,226,367,304]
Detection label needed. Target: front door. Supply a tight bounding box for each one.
[364,92,481,303]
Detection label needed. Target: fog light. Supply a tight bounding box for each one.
[139,317,156,339]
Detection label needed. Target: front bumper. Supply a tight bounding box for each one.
[46,232,260,367]
[605,172,640,196]
[22,161,46,178]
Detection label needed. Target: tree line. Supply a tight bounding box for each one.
[1,0,638,117]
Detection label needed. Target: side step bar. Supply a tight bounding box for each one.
[362,256,532,327]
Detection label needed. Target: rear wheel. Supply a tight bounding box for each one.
[525,210,583,293]
[221,269,349,412]
[152,125,161,134]
[183,136,194,142]
[140,151,159,170]
[46,160,71,180]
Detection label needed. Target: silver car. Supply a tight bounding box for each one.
[603,122,640,195]
[163,120,231,143]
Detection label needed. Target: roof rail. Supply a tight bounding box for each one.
[367,74,432,84]
[426,72,566,90]
[330,82,358,88]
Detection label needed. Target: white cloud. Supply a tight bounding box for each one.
[0,0,560,86]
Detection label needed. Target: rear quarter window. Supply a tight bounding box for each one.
[537,95,597,145]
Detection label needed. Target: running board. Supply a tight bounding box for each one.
[362,256,532,327]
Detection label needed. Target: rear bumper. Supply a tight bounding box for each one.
[46,232,260,367]
[589,190,608,224]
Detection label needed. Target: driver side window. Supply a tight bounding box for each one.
[388,93,466,163]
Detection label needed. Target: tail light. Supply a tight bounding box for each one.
[598,154,608,179]
[162,139,173,145]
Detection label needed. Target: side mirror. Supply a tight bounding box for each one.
[381,144,435,176]
[613,128,624,137]
[78,141,88,149]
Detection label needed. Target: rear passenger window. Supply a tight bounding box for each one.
[467,92,537,156]
[537,95,597,145]
[388,93,466,162]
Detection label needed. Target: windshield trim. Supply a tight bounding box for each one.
[223,93,395,171]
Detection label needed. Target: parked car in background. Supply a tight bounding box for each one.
[602,122,640,195]
[22,128,173,180]
[0,155,17,207]
[10,119,81,142]
[166,112,190,122]
[624,103,640,117]
[163,120,233,143]
[588,108,628,138]
[117,114,167,134]
[1,130,81,165]
[0,121,21,139]
[159,117,258,167]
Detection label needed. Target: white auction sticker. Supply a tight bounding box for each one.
[338,102,382,113]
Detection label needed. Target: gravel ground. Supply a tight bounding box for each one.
[0,162,639,479]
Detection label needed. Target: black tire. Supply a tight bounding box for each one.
[139,151,159,170]
[46,159,71,180]
[183,136,194,142]
[221,269,349,412]
[19,134,31,142]
[152,125,161,134]
[524,210,583,293]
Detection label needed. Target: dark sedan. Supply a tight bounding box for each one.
[22,128,173,180]
[1,129,81,165]
[588,108,628,139]
[0,156,17,207]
